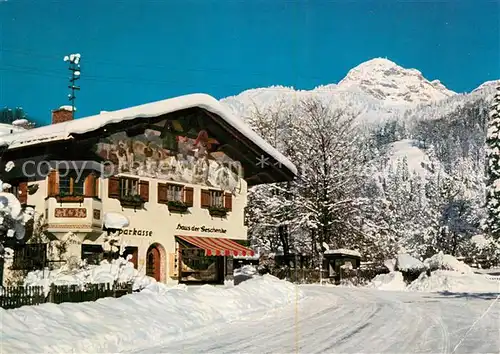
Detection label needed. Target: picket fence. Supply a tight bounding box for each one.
[0,282,133,310]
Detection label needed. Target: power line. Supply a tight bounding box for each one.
[0,65,340,92]
[0,46,331,81]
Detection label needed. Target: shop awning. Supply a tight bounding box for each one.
[176,235,255,257]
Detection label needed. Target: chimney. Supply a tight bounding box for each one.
[52,106,74,124]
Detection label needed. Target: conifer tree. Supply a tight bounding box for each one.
[485,86,500,239]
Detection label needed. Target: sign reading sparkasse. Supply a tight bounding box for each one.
[118,228,153,236]
[176,223,227,234]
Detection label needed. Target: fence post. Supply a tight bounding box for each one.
[319,253,323,285]
[48,283,55,303]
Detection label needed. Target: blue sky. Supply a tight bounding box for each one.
[0,0,498,125]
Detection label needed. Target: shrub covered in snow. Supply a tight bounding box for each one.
[23,257,155,293]
[394,253,426,283]
[423,251,473,274]
[395,253,425,272]
[0,168,36,261]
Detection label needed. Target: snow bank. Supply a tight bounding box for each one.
[368,272,407,291]
[395,253,425,272]
[424,251,473,274]
[368,253,499,293]
[408,270,500,293]
[2,275,302,353]
[24,258,155,293]
[383,258,396,272]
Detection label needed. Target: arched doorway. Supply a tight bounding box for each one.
[146,243,164,281]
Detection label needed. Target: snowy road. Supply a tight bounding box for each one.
[129,286,499,354]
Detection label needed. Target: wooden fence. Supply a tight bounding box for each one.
[0,282,133,310]
[270,266,390,285]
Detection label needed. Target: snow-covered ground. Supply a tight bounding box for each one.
[2,256,499,353]
[1,275,303,353]
[131,286,499,354]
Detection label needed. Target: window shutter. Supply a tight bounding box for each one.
[184,187,194,207]
[168,253,178,277]
[108,176,120,199]
[47,170,59,197]
[224,192,232,211]
[200,189,210,208]
[139,180,149,202]
[18,182,28,204]
[84,173,95,197]
[94,177,99,198]
[157,183,167,204]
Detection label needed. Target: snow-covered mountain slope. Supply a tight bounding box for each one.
[336,58,456,104]
[221,58,495,126]
[472,80,500,96]
[385,139,434,177]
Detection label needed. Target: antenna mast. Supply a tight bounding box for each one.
[63,53,81,119]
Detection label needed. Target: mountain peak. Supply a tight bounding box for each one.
[338,57,456,104]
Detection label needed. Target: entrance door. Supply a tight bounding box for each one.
[146,245,161,281]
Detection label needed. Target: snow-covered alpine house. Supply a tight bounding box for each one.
[0,94,296,286]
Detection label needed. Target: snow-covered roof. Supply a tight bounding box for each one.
[324,248,361,257]
[0,123,26,137]
[0,94,297,176]
[58,105,76,111]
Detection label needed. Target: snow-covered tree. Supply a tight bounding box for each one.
[245,100,304,255]
[286,99,372,261]
[485,86,500,239]
[0,163,35,262]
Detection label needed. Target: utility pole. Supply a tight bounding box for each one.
[63,53,81,119]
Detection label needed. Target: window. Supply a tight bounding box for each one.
[201,189,230,210]
[5,181,27,204]
[85,173,99,197]
[119,177,139,198]
[59,170,84,195]
[209,190,223,207]
[7,184,20,198]
[158,183,192,207]
[81,244,104,265]
[167,184,183,201]
[12,243,47,270]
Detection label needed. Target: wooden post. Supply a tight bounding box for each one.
[48,283,55,303]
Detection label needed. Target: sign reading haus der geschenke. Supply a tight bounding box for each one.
[176,224,227,234]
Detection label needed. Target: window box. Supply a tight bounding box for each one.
[208,205,229,217]
[119,194,145,209]
[167,200,189,213]
[55,193,84,203]
[56,170,85,200]
[201,189,232,217]
[108,176,149,210]
[158,183,193,212]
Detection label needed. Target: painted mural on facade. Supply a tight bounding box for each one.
[93,118,242,192]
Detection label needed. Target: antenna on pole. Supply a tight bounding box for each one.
[63,53,81,119]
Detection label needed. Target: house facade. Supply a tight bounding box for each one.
[0,94,296,286]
